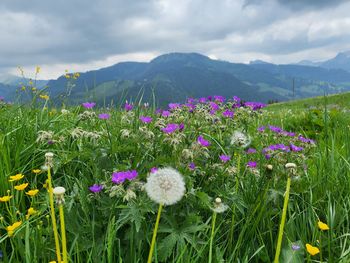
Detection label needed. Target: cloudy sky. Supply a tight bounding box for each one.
[1,0,350,79]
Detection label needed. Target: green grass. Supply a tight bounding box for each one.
[0,93,349,262]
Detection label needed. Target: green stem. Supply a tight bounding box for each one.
[209,212,217,263]
[147,203,163,263]
[273,176,291,263]
[228,154,240,252]
[59,204,68,263]
[47,166,62,263]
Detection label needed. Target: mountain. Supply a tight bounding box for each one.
[0,74,48,88]
[320,51,350,72]
[2,52,350,105]
[297,51,350,72]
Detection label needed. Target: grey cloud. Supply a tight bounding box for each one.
[244,0,349,10]
[0,0,349,74]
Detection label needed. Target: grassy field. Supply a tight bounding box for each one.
[0,92,349,262]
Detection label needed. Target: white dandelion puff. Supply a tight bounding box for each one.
[230,130,251,148]
[145,167,186,205]
[210,197,229,213]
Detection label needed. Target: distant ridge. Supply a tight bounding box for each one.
[1,51,350,105]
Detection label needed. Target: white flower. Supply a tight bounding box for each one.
[230,131,251,148]
[210,197,229,213]
[145,167,186,205]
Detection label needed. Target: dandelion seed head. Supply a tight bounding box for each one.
[145,167,185,206]
[230,131,251,148]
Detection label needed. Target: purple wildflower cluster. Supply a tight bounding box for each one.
[112,170,138,184]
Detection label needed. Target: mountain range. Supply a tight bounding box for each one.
[2,51,350,106]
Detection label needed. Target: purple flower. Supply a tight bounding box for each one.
[179,123,185,131]
[210,102,220,111]
[112,170,138,184]
[185,103,196,112]
[89,184,103,193]
[233,96,241,103]
[98,113,110,120]
[244,102,266,110]
[189,162,196,170]
[265,154,271,159]
[82,102,96,109]
[257,126,266,132]
[214,95,225,103]
[281,131,296,137]
[162,110,171,117]
[247,161,257,168]
[161,123,179,134]
[299,136,315,144]
[291,244,301,251]
[150,167,158,173]
[222,109,234,118]
[0,96,4,101]
[198,97,207,103]
[197,136,210,147]
[124,103,133,111]
[207,96,213,101]
[140,116,152,123]
[187,98,196,104]
[219,155,231,163]
[269,125,282,133]
[169,103,181,110]
[48,140,54,145]
[290,144,303,152]
[246,148,257,154]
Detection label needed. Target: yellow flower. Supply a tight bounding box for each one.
[9,173,24,182]
[318,221,330,231]
[32,169,42,174]
[26,207,37,219]
[26,189,39,197]
[43,179,49,189]
[6,221,22,237]
[0,195,12,202]
[306,244,320,256]
[14,183,29,191]
[39,94,49,100]
[35,66,41,74]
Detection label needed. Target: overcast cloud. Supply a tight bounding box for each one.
[0,0,350,79]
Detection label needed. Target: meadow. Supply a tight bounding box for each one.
[0,88,349,262]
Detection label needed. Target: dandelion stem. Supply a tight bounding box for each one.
[273,176,291,263]
[47,166,62,263]
[59,204,68,263]
[209,212,217,263]
[228,153,240,252]
[147,203,163,263]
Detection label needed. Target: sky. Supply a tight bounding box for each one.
[1,0,350,79]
